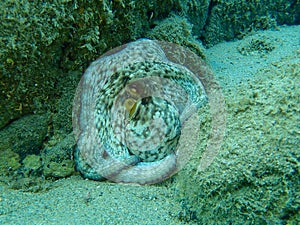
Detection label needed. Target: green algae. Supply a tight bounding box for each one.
[0,149,21,176]
[22,154,42,175]
[146,14,206,58]
[41,133,76,179]
[43,160,75,178]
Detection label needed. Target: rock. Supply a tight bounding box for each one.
[41,133,76,178]
[22,154,43,177]
[0,113,49,159]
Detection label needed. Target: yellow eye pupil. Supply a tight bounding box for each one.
[124,98,137,118]
[129,102,137,118]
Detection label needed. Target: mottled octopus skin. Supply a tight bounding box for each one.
[72,39,221,185]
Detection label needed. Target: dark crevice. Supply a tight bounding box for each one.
[199,0,218,43]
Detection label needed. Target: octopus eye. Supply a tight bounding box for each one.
[128,101,137,118]
[124,98,136,114]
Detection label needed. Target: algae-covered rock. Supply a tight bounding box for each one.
[237,34,277,56]
[0,114,49,158]
[51,71,81,136]
[43,160,75,178]
[1,0,299,129]
[177,0,211,35]
[0,149,21,177]
[22,154,43,177]
[0,1,72,129]
[147,14,206,58]
[41,133,76,178]
[175,45,300,224]
[202,0,300,46]
[0,0,176,129]
[0,114,49,187]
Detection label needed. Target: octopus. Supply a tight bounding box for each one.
[72,39,226,185]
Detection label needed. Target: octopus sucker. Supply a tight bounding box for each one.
[72,39,224,185]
